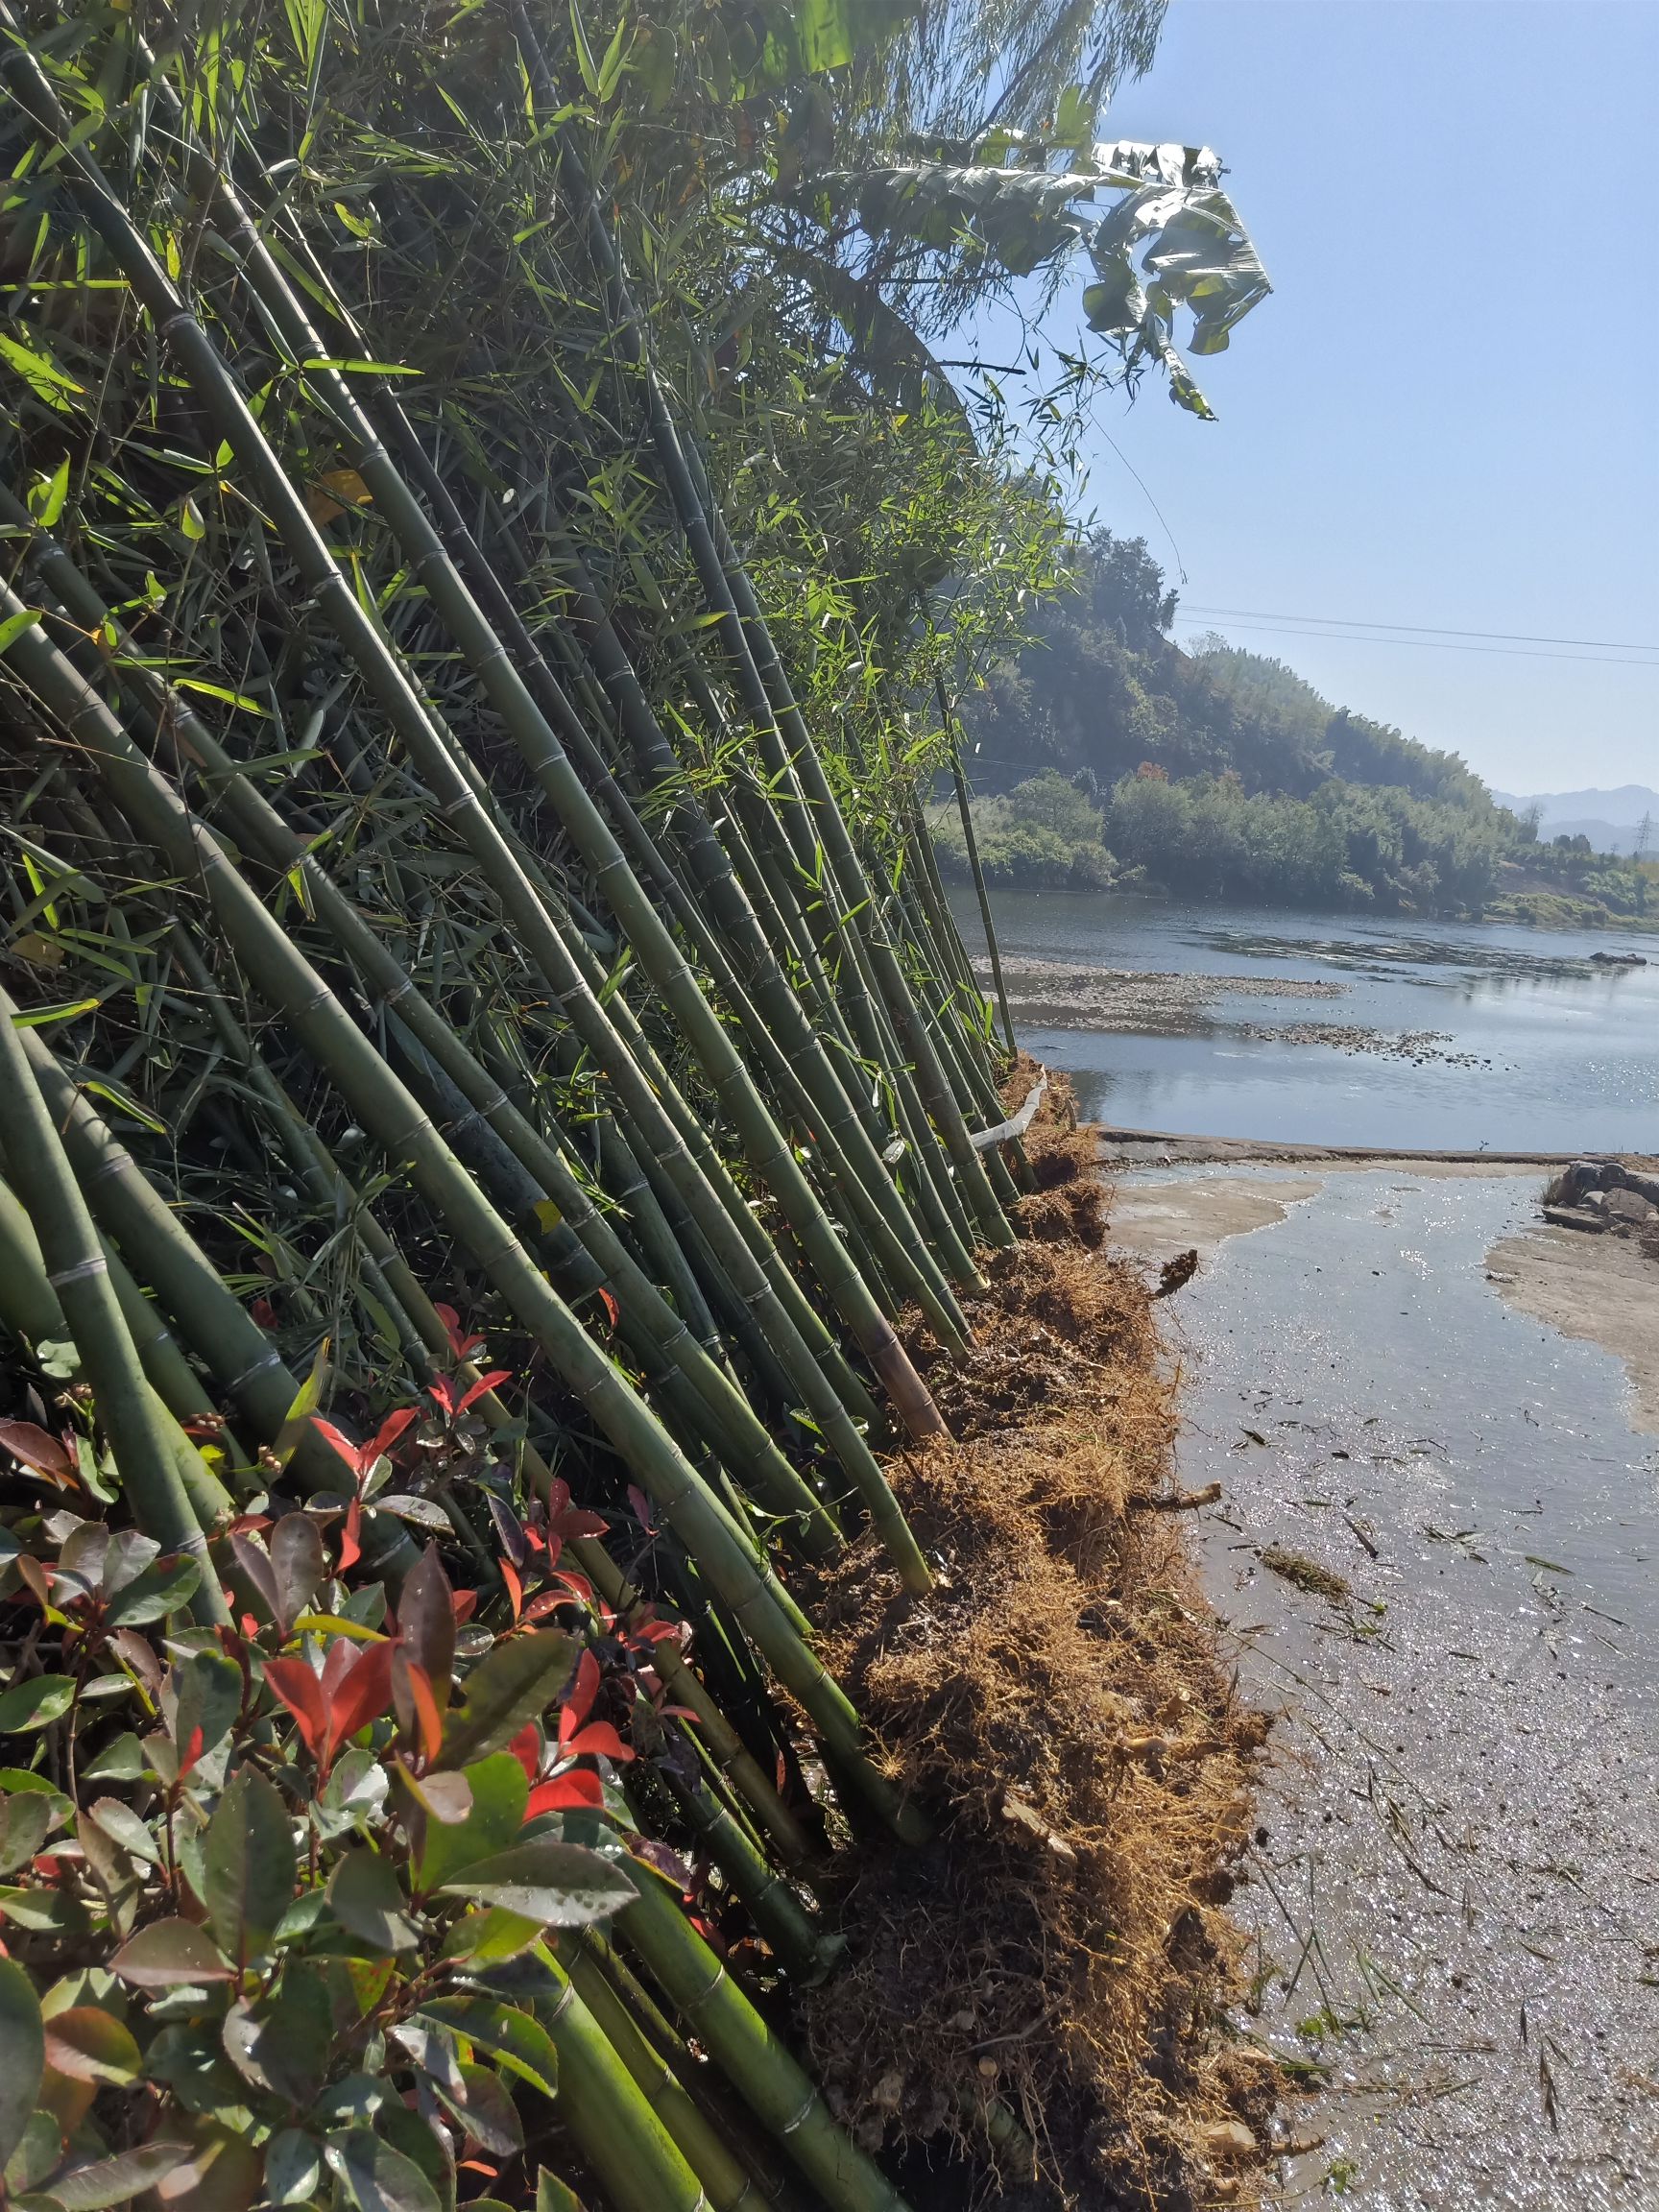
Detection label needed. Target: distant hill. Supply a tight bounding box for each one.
[948,531,1656,921]
[1490,786,1658,856]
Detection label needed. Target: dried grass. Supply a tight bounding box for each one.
[800,1073,1273,2208]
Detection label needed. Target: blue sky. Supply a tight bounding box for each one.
[974,0,1658,794]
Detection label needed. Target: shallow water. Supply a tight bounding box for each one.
[1130,1166,1659,2207]
[958,890,1659,1150]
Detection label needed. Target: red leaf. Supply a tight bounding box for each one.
[450,1589,478,1627]
[626,1485,654,1534]
[565,1720,633,1764]
[178,1724,205,1780]
[263,1657,327,1755]
[403,1660,445,1767]
[338,1495,362,1575]
[434,1303,486,1361]
[310,1418,368,1480]
[500,1556,523,1623]
[596,1286,619,1330]
[321,1637,359,1705]
[426,1377,456,1421]
[544,1479,571,1521]
[456,1370,513,1416]
[0,1420,74,1480]
[553,1507,607,1540]
[628,1617,685,1647]
[251,1296,276,1329]
[507,1723,541,1784]
[525,1770,604,1816]
[520,1591,569,1625]
[560,1649,601,1743]
[367,1406,418,1466]
[327,1637,397,1753]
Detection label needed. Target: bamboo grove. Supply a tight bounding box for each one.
[0,2,1266,2205]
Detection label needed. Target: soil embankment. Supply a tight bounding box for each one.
[806,1088,1275,2207]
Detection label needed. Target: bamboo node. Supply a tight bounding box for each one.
[46,1253,109,1287]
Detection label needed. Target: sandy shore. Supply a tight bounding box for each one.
[1486,1219,1659,1432]
[1100,1142,1659,1437]
[980,957,1513,1064]
[977,955,1343,1031]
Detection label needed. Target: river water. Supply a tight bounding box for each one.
[956,890,1658,1152]
[962,890,1659,2204]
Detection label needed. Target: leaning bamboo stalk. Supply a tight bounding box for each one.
[0,983,226,1621]
[152,937,821,1856]
[0,1166,234,1533]
[556,1936,791,2212]
[0,478,905,1556]
[938,679,1017,1056]
[0,589,928,1844]
[155,125,946,1446]
[4,41,943,1475]
[12,515,840,1542]
[618,1867,915,2212]
[522,1955,714,2212]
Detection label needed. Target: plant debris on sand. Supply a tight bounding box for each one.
[802,1077,1276,2207]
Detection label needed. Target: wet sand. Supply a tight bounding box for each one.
[1487,1222,1659,1435]
[1103,1140,1659,1433]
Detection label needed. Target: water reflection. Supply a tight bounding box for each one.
[959,891,1659,1151]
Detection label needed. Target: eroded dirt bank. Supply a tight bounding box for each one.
[804,1096,1275,2208]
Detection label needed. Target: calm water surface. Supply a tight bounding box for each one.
[960,890,1659,1151]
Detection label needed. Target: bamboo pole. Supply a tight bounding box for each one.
[937,678,1017,1056]
[0,984,227,1622]
[0,587,929,1844]
[620,1869,914,2212]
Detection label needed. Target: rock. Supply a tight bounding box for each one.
[1199,2120,1258,2164]
[1604,1188,1658,1228]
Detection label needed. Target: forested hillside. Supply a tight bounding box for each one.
[943,532,1653,920]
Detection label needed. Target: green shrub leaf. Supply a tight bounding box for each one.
[204,1770,296,1966]
[0,1958,45,2171]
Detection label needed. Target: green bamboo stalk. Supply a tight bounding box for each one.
[3,49,943,1475]
[9,1017,348,1480]
[557,1936,787,2211]
[0,1168,234,1532]
[0,585,928,1844]
[0,985,227,1621]
[521,1957,714,2212]
[938,679,1016,1057]
[0,486,879,1553]
[619,1868,914,2212]
[156,132,946,1449]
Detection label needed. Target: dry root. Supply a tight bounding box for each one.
[801,1073,1273,2207]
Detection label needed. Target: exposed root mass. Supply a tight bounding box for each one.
[801,1075,1273,2207]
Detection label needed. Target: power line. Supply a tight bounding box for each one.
[1172,613,1659,669]
[1179,604,1658,654]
